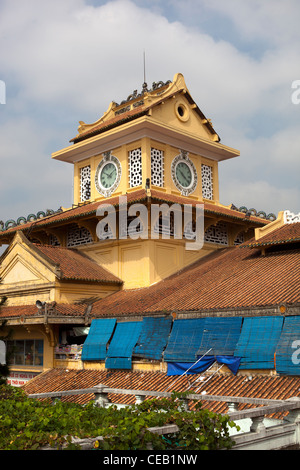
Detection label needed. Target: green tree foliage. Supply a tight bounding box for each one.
[0,385,239,450]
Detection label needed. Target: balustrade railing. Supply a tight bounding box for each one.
[28,385,300,450]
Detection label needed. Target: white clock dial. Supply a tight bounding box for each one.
[95,152,121,197]
[171,150,197,196]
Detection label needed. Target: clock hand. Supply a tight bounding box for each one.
[179,169,189,184]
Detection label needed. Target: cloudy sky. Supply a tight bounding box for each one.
[0,0,299,236]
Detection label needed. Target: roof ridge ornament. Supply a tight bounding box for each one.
[117,79,171,106]
[284,210,300,224]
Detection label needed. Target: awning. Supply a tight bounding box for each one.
[105,321,142,369]
[234,316,284,369]
[81,319,116,361]
[133,317,172,360]
[197,317,243,356]
[275,316,300,375]
[164,318,206,362]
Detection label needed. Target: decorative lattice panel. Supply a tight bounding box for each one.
[120,216,144,238]
[67,224,93,247]
[151,148,164,187]
[97,223,114,240]
[80,165,91,202]
[201,164,213,200]
[49,234,60,246]
[234,232,245,245]
[204,221,228,245]
[183,220,196,240]
[153,213,174,236]
[129,148,142,187]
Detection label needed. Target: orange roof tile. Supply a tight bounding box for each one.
[70,105,148,143]
[0,303,86,319]
[23,368,300,416]
[246,222,300,248]
[0,189,266,241]
[34,244,122,284]
[69,78,220,144]
[0,190,148,238]
[90,237,300,317]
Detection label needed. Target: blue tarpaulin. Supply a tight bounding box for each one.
[275,316,300,375]
[133,317,173,360]
[234,316,284,369]
[81,319,116,361]
[105,321,142,369]
[167,356,241,376]
[197,317,243,356]
[164,317,242,363]
[164,318,206,362]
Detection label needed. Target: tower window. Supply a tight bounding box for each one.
[129,148,142,188]
[151,148,164,187]
[80,165,91,202]
[201,164,213,200]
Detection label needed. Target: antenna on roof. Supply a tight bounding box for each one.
[143,49,146,85]
[142,50,148,93]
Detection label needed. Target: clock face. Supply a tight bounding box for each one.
[175,161,193,188]
[100,162,117,189]
[95,153,122,197]
[171,151,198,196]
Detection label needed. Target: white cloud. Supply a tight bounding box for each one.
[220,177,300,216]
[199,0,300,46]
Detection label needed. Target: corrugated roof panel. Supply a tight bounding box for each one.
[275,316,300,375]
[105,321,142,369]
[133,317,173,360]
[234,316,284,369]
[81,319,116,361]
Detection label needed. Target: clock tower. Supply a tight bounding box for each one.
[49,73,268,288]
[0,73,269,291]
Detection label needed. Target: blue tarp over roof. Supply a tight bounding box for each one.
[234,316,284,369]
[275,316,300,375]
[164,318,206,362]
[105,321,142,369]
[81,319,116,361]
[197,317,243,356]
[133,316,172,360]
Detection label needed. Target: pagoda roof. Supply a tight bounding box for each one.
[0,189,270,243]
[69,73,220,145]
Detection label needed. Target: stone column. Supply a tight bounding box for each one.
[94,384,111,408]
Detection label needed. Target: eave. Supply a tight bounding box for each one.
[52,115,239,165]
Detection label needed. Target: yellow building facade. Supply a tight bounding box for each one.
[0,73,272,381]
